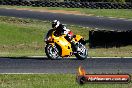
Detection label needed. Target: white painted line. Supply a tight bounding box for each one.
[124,57,132,58]
[94,15,132,21]
[124,19,132,21]
[108,17,116,19]
[0,73,51,74]
[96,16,103,18]
[28,56,132,58]
[89,57,122,58]
[28,56,47,58]
[95,28,99,30]
[119,18,125,19]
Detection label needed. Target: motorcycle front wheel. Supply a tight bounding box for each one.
[74,43,88,60]
[45,44,59,60]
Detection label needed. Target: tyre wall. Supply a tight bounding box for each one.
[89,30,132,48]
[0,1,132,9]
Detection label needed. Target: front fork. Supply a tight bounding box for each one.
[70,40,79,53]
[71,40,86,54]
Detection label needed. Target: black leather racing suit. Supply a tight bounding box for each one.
[45,24,72,41]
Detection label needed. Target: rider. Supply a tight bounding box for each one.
[45,20,77,48]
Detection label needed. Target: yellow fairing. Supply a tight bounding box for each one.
[52,34,72,57]
[49,33,83,57]
[74,35,83,42]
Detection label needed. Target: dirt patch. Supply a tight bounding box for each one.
[5,7,94,16]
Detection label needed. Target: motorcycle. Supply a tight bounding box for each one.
[45,30,88,60]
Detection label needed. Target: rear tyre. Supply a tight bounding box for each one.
[45,44,59,60]
[74,43,88,60]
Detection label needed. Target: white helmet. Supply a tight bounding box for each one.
[52,20,60,29]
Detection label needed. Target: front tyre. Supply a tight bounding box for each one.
[45,44,59,60]
[75,43,88,60]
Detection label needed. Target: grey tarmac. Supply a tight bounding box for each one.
[0,57,132,74]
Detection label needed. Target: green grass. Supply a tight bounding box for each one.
[0,16,50,57]
[0,5,132,19]
[0,16,132,57]
[0,74,131,88]
[89,46,132,57]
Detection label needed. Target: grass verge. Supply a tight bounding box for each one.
[0,5,132,19]
[0,74,131,88]
[0,16,132,57]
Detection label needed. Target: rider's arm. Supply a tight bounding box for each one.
[45,29,53,41]
[61,25,70,35]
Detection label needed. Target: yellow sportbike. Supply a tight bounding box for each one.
[45,31,88,60]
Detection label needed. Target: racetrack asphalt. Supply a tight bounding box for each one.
[0,8,132,31]
[0,57,132,74]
